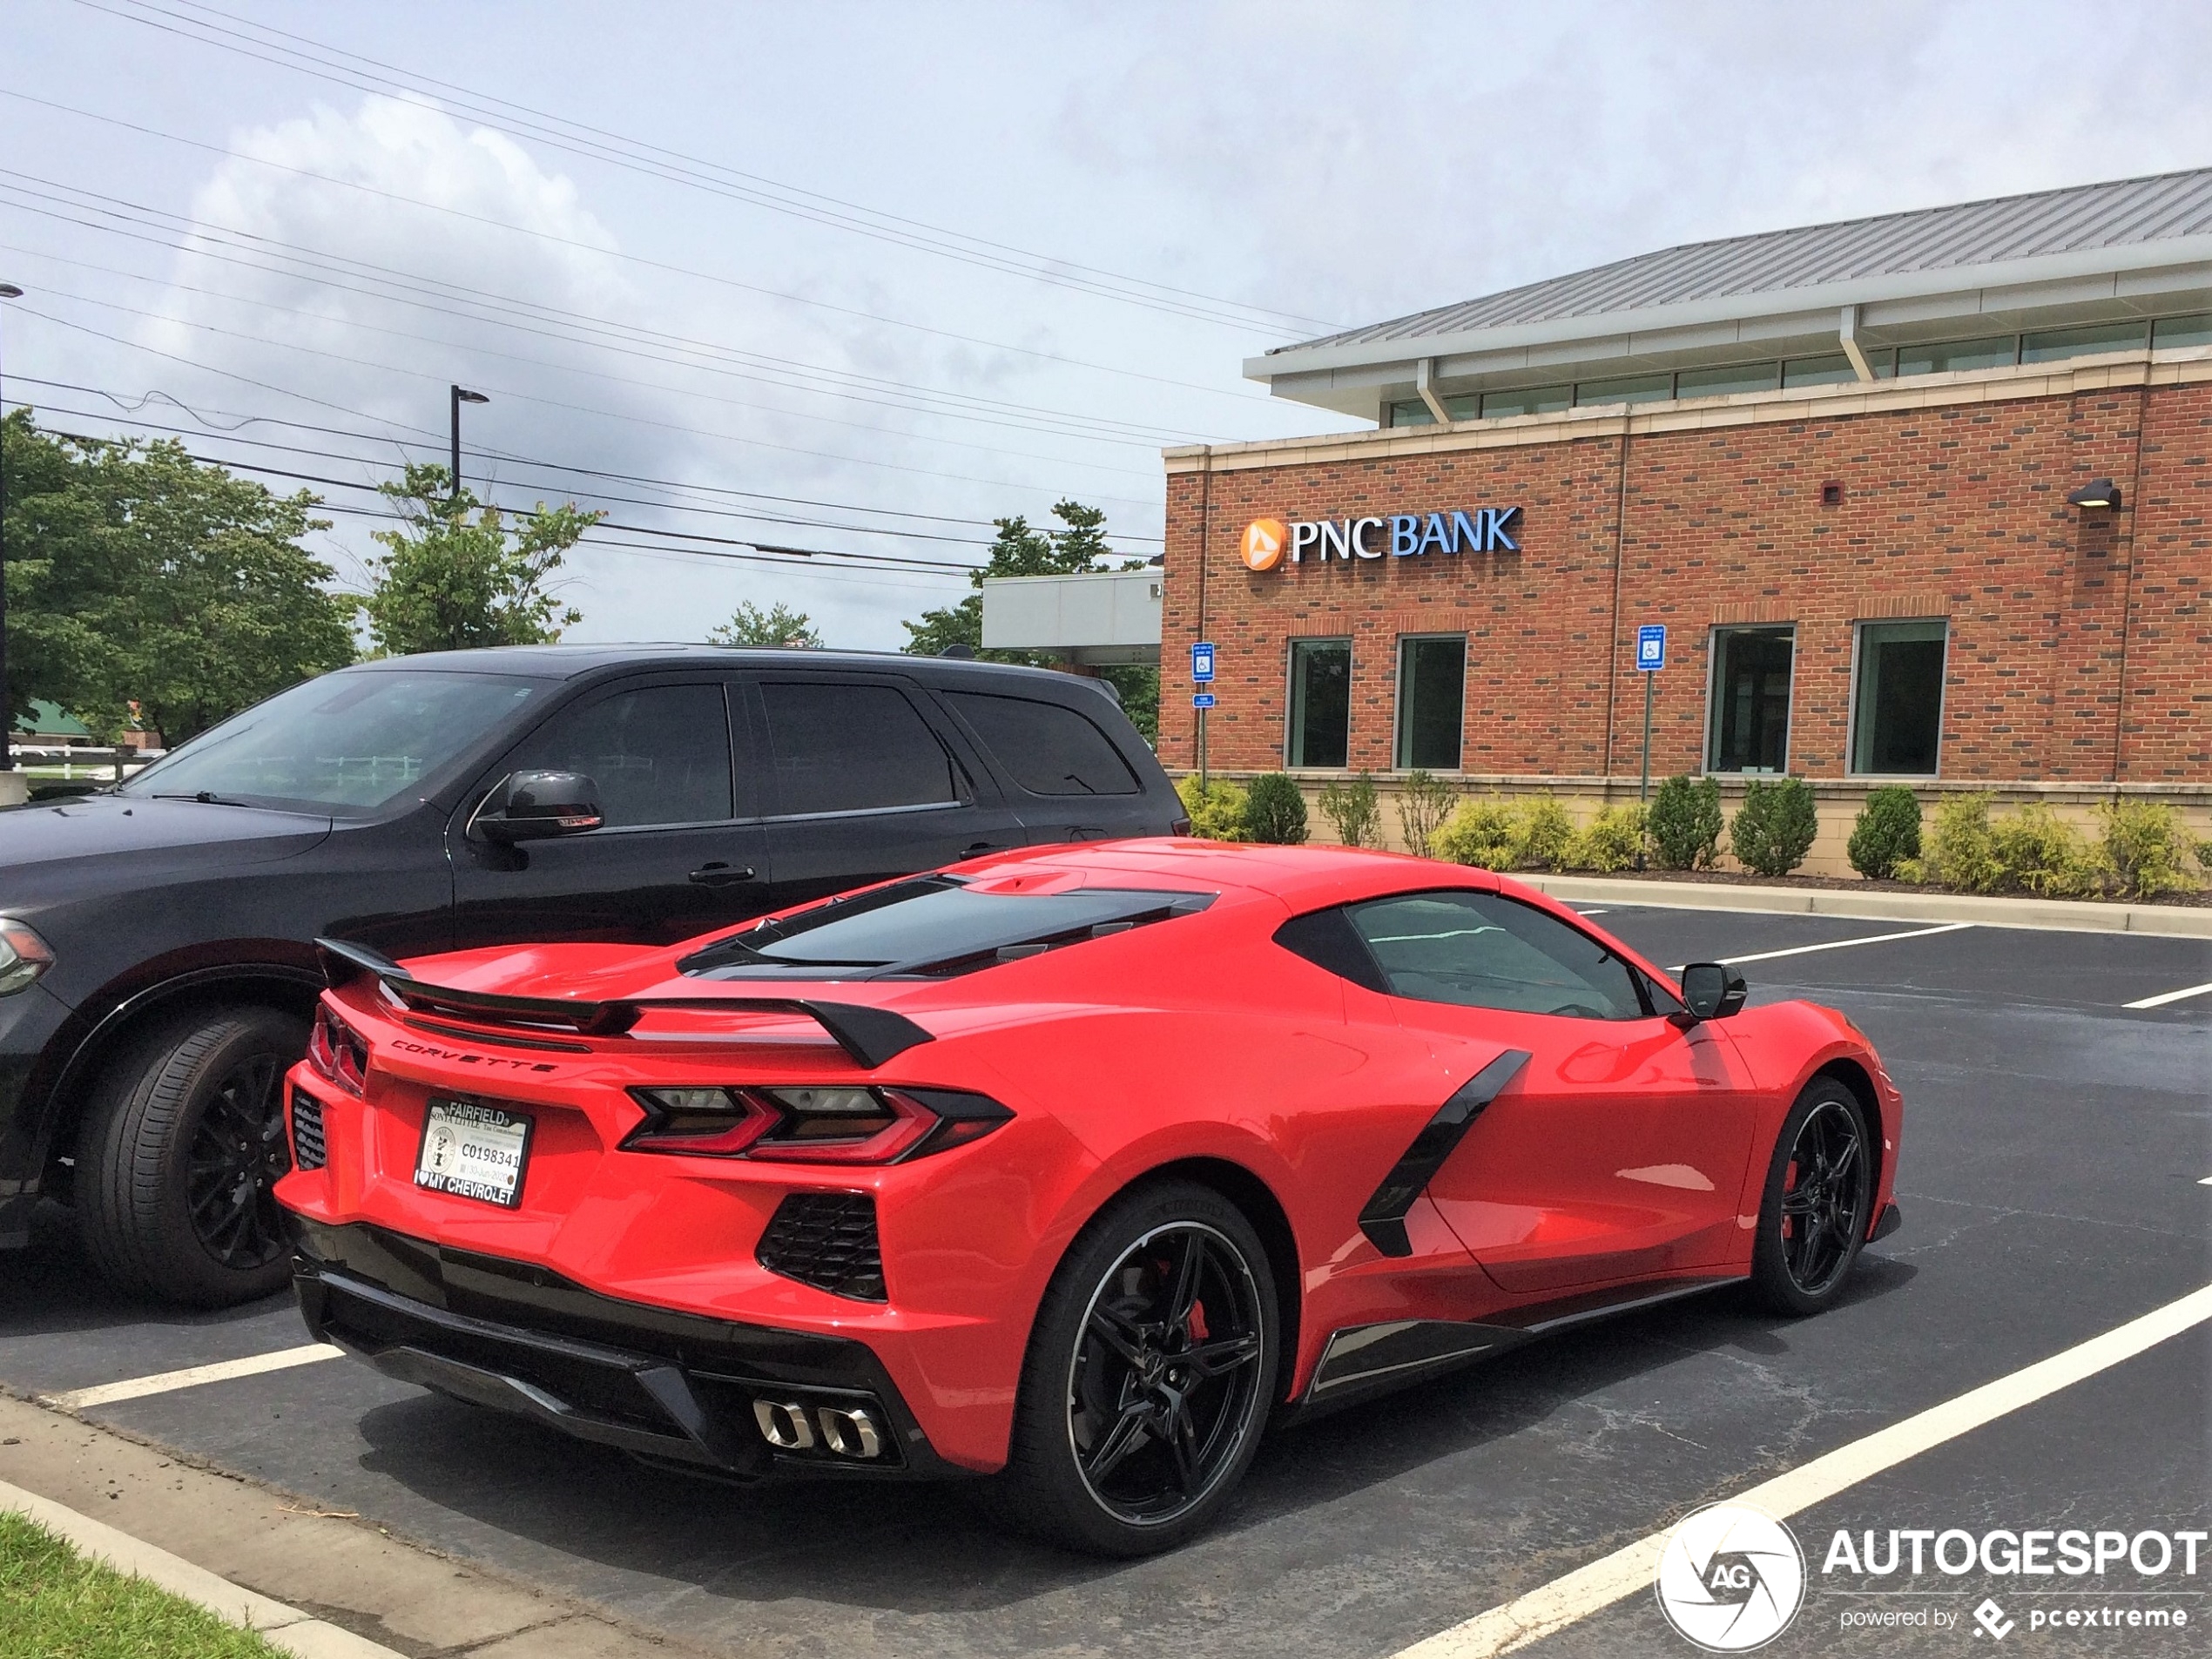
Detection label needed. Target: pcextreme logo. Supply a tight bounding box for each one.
[1655,1502,1806,1652]
[1238,506,1521,571]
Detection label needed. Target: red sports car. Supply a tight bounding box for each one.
[278,840,1901,1555]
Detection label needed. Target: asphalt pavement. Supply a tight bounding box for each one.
[1,905,2205,1658]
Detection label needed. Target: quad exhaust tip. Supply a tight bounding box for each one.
[752,1398,884,1460]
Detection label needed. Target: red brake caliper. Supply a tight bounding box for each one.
[1782,1159,1801,1239]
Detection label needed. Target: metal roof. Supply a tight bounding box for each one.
[1275,167,2212,354]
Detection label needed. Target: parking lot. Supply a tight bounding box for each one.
[2,901,2206,1657]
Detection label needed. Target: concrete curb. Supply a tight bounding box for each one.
[0,1477,405,1658]
[1518,873,2212,938]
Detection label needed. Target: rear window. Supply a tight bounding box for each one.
[681,876,1211,980]
[945,691,1139,796]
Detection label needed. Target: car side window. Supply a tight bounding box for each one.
[1339,890,1649,1020]
[943,691,1139,796]
[505,682,733,828]
[759,681,959,816]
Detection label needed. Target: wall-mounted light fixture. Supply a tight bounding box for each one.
[2067,478,2120,511]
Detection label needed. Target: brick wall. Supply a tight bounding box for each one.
[1161,366,2212,787]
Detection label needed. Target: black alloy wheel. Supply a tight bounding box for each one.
[1750,1077,1873,1315]
[999,1181,1278,1555]
[77,1007,307,1307]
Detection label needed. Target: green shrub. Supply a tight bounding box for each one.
[1431,798,1521,868]
[1176,775,1250,841]
[1242,773,1309,845]
[1847,786,1922,880]
[1397,768,1459,855]
[1730,776,1819,879]
[1990,804,2107,898]
[1648,774,1723,870]
[1562,804,1648,873]
[2095,799,2200,899]
[1917,793,2003,893]
[1317,772,1381,847]
[1517,795,1575,869]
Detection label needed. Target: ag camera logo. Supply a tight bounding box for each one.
[1656,1502,1805,1651]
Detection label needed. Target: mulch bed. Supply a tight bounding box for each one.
[1541,867,2212,908]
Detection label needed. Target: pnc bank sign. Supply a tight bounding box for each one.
[1239,506,1521,572]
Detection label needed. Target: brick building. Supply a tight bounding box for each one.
[1159,171,2212,868]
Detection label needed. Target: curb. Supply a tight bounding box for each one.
[0,1478,405,1659]
[1517,874,2212,938]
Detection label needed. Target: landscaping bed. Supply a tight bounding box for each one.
[0,1511,278,1659]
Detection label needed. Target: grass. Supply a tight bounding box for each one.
[0,1509,282,1659]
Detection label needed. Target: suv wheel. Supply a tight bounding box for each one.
[76,1007,306,1307]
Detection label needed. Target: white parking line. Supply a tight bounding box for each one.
[1573,909,1609,917]
[1667,921,1973,973]
[1392,1280,2212,1659]
[2124,980,2212,1010]
[43,1344,345,1412]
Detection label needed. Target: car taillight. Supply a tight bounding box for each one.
[307,1003,370,1095]
[621,1085,1010,1164]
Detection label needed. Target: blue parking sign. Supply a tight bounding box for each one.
[1636,624,1666,672]
[1192,691,1217,709]
[1191,642,1216,683]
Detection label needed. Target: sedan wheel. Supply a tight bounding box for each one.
[1751,1078,1874,1315]
[1001,1182,1278,1554]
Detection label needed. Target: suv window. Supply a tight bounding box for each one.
[508,682,732,827]
[1309,890,1650,1020]
[945,691,1138,796]
[761,681,958,815]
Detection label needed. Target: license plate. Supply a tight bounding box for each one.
[414,1099,533,1209]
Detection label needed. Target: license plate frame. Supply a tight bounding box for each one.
[413,1098,534,1210]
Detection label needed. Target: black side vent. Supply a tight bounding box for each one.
[290,1085,327,1171]
[757,1192,885,1302]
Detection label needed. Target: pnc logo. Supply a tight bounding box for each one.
[1241,517,1287,571]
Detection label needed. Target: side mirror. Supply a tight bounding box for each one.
[470,770,604,844]
[1677,961,1748,1022]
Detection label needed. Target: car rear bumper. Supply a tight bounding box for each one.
[287,1216,964,1481]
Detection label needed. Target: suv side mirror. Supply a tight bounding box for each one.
[471,770,604,844]
[1677,961,1748,1022]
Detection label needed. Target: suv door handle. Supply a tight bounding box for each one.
[689,862,757,887]
[964,839,1017,856]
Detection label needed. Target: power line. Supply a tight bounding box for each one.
[78,0,1337,335]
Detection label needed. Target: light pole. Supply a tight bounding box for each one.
[449,385,488,501]
[0,282,23,776]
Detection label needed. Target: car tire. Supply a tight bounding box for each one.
[995,1178,1278,1556]
[1749,1076,1875,1318]
[76,1006,307,1308]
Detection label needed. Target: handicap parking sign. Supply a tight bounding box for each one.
[1192,642,1216,683]
[1636,624,1666,671]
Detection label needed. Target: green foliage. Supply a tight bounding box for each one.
[2,411,355,745]
[1243,772,1309,844]
[1396,768,1459,855]
[1989,804,2107,898]
[1847,786,1923,880]
[1317,771,1381,847]
[1096,664,1159,745]
[2094,799,2201,899]
[1177,775,1250,840]
[708,601,821,648]
[1912,793,2002,891]
[361,464,602,658]
[1648,774,1723,870]
[1562,804,1648,873]
[0,1509,283,1657]
[1430,797,1521,867]
[1730,776,1820,878]
[1518,795,1575,869]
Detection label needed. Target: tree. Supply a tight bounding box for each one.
[2,411,356,744]
[361,463,602,657]
[708,601,822,648]
[900,499,1160,740]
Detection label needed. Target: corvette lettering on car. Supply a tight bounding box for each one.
[276,839,1902,1556]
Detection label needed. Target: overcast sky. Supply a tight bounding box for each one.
[5,0,2210,649]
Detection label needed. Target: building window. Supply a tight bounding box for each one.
[1706,626,1795,774]
[2020,321,2148,363]
[1480,384,1571,418]
[1851,620,1946,775]
[1395,636,1466,771]
[1287,639,1352,768]
[1676,361,1780,398]
[1784,353,1858,388]
[1573,374,1672,408]
[1896,335,2017,376]
[2154,313,2212,350]
[1386,398,1435,428]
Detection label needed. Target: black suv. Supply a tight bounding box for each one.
[0,645,1183,1305]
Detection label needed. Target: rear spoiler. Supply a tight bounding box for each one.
[313,937,935,1069]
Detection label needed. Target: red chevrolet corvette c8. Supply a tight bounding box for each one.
[279,840,1902,1554]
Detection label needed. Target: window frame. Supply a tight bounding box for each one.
[1845,617,1949,779]
[1285,637,1353,769]
[1393,633,1467,772]
[1703,624,1798,777]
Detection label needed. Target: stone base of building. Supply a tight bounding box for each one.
[0,772,28,808]
[1178,771,2212,880]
